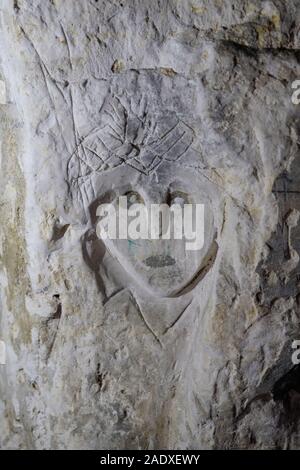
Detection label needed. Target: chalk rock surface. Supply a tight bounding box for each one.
[0,0,300,449]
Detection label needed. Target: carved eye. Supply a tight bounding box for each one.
[167,191,189,208]
[124,191,144,207]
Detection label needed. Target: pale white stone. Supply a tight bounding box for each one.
[0,341,5,365]
[0,0,299,451]
[0,80,6,105]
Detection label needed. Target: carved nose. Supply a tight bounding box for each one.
[143,255,176,268]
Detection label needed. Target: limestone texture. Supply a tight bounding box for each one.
[0,0,300,450]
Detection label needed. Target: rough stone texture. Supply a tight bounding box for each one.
[0,0,300,449]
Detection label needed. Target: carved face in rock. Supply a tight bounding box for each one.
[69,71,221,297]
[93,165,218,298]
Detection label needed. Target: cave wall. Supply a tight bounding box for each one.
[0,0,300,449]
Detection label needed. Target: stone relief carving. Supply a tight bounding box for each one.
[66,71,223,341]
[1,0,300,451]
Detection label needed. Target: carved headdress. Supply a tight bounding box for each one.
[68,92,195,179]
